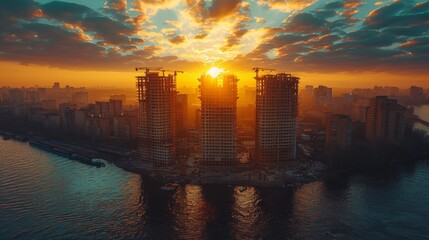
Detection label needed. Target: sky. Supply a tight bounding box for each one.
[0,0,429,89]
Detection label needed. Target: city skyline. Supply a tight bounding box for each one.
[1,1,429,239]
[1,0,429,88]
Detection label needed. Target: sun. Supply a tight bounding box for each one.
[206,67,224,78]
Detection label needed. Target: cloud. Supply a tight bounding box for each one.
[342,0,363,17]
[1,0,429,75]
[257,0,316,12]
[411,1,429,13]
[221,2,252,50]
[364,1,429,38]
[186,0,242,24]
[255,17,265,23]
[168,34,186,44]
[41,1,143,45]
[283,12,329,34]
[228,0,429,74]
[0,0,39,19]
[105,0,127,13]
[365,1,412,29]
[194,33,208,39]
[41,1,96,22]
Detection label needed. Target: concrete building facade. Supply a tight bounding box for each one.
[255,73,299,165]
[137,71,177,167]
[365,96,406,145]
[199,74,238,166]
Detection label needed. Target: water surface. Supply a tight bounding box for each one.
[1,139,429,239]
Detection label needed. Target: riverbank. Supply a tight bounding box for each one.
[114,158,326,187]
[0,129,325,187]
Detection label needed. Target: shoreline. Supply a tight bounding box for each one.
[113,159,325,187]
[0,130,325,187]
[0,130,427,188]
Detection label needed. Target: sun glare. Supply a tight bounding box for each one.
[206,67,224,78]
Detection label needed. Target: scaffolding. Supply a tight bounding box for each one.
[199,74,239,166]
[255,73,299,165]
[136,69,177,167]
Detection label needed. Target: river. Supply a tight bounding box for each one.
[1,138,429,239]
[1,105,429,239]
[414,104,429,134]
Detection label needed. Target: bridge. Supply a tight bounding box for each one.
[409,115,429,128]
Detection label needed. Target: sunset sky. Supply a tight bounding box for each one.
[1,0,428,89]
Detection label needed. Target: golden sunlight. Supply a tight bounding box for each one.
[206,67,224,78]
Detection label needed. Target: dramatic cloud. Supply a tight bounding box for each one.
[168,34,186,44]
[257,0,317,12]
[186,0,242,23]
[228,0,429,74]
[0,0,428,74]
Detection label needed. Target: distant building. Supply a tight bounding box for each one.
[86,117,110,141]
[326,114,352,150]
[113,112,138,142]
[299,85,314,115]
[52,82,60,89]
[314,85,332,108]
[110,95,126,102]
[95,101,110,118]
[176,94,188,137]
[109,99,123,117]
[351,97,370,122]
[8,89,25,105]
[72,91,88,109]
[365,96,406,145]
[199,73,238,166]
[74,109,87,137]
[137,71,177,167]
[255,73,299,165]
[43,113,60,133]
[325,114,353,169]
[25,90,41,104]
[59,103,76,135]
[373,86,400,97]
[38,100,56,111]
[176,94,189,157]
[410,86,424,101]
[352,88,373,98]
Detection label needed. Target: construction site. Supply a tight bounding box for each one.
[128,67,321,187]
[199,73,239,166]
[254,69,300,166]
[136,67,181,167]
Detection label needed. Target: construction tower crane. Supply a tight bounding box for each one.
[135,67,183,83]
[135,67,149,74]
[135,67,163,74]
[159,68,184,82]
[252,67,275,78]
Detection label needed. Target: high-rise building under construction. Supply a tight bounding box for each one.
[136,69,177,167]
[199,73,238,166]
[255,73,299,165]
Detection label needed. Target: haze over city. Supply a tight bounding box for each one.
[1,0,429,88]
[1,0,429,239]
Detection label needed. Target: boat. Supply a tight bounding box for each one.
[70,154,105,168]
[30,140,105,168]
[52,147,73,158]
[29,140,52,151]
[14,135,28,142]
[161,183,179,191]
[2,133,13,140]
[90,159,106,168]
